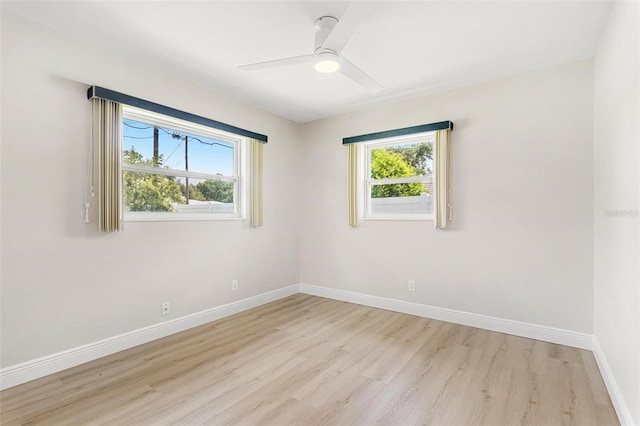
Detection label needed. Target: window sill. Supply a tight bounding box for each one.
[362,214,434,221]
[124,213,244,222]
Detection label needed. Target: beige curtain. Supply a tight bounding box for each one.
[249,139,263,227]
[94,98,123,232]
[434,129,452,229]
[348,143,358,227]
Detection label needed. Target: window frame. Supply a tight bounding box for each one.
[122,106,246,222]
[360,131,436,221]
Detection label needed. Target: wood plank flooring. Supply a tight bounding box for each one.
[0,294,619,425]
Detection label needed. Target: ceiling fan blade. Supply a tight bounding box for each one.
[321,2,369,53]
[239,54,315,71]
[339,56,383,92]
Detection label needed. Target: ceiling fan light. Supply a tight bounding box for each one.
[315,51,340,73]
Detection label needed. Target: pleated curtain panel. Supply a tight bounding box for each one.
[348,143,359,227]
[433,128,452,229]
[249,139,264,228]
[93,98,123,233]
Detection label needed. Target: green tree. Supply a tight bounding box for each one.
[123,147,186,212]
[370,149,425,198]
[389,142,432,175]
[195,179,234,203]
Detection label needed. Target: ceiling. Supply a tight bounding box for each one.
[2,1,612,123]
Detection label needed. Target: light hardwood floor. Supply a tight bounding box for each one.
[0,294,619,425]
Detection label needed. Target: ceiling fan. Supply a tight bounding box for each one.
[239,8,383,92]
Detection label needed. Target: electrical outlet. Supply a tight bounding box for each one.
[231,280,238,291]
[161,302,170,316]
[408,280,416,292]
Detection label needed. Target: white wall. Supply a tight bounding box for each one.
[594,1,640,424]
[300,60,595,333]
[0,13,300,367]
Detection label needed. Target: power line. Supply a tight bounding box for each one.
[125,121,232,149]
[123,121,152,130]
[166,140,184,166]
[158,127,232,149]
[191,137,233,149]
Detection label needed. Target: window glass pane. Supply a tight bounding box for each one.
[124,173,235,213]
[182,178,234,206]
[370,141,433,179]
[176,177,235,212]
[123,118,234,175]
[370,184,433,214]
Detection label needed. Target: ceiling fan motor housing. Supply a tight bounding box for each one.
[314,16,338,53]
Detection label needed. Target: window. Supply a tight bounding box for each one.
[360,132,435,220]
[122,106,244,220]
[345,120,451,228]
[88,86,266,232]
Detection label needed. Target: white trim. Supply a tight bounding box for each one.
[592,336,634,426]
[298,283,593,350]
[122,163,237,182]
[0,285,298,391]
[368,176,431,185]
[361,136,435,221]
[363,132,436,150]
[121,106,244,221]
[363,214,434,221]
[124,212,243,222]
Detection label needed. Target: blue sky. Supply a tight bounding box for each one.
[123,118,234,176]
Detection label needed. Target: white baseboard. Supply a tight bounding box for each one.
[298,283,593,350]
[0,285,299,391]
[592,336,634,426]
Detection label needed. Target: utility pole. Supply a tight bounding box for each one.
[153,126,159,165]
[185,136,189,203]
